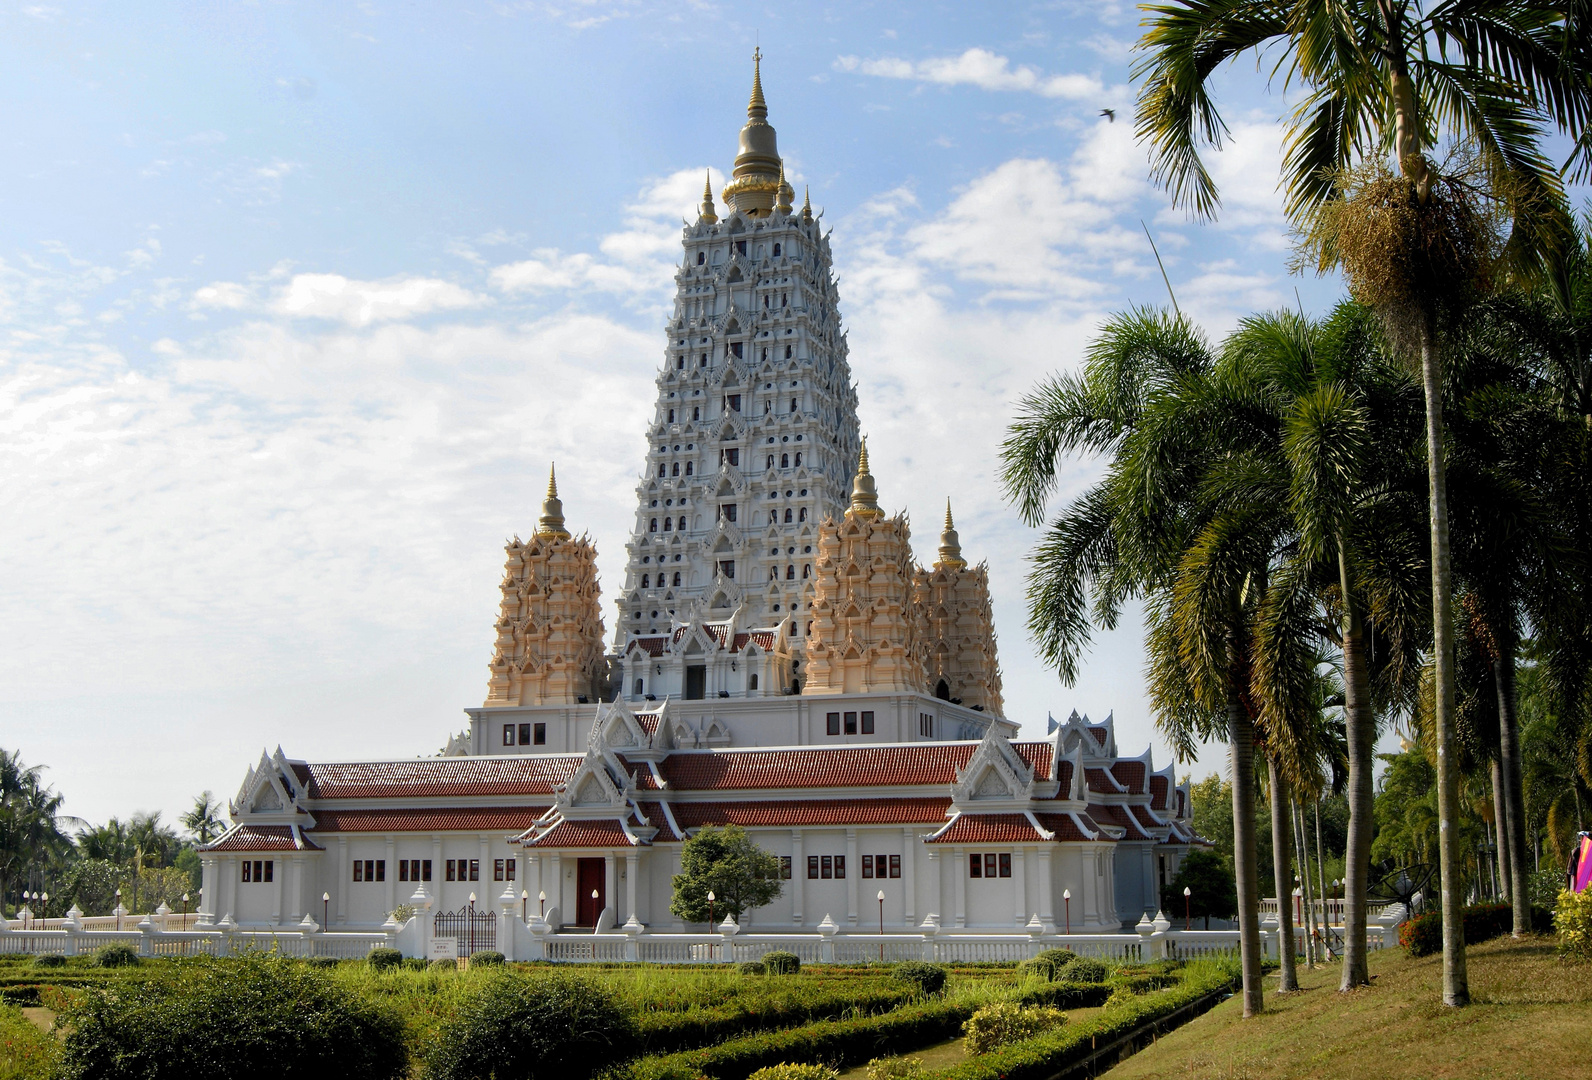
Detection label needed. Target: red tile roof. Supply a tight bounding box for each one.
[654,744,967,791]
[1089,803,1152,842]
[630,637,667,657]
[1089,727,1108,746]
[636,802,680,842]
[1110,761,1146,794]
[309,807,550,833]
[299,757,581,799]
[1034,813,1098,842]
[204,825,322,852]
[1149,774,1170,811]
[670,797,953,830]
[928,813,1044,844]
[523,818,636,848]
[635,713,661,736]
[1085,767,1126,794]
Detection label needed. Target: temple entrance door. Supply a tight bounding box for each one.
[685,665,706,700]
[576,859,605,926]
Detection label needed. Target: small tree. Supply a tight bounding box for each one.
[669,825,782,925]
[182,792,224,845]
[1163,848,1237,930]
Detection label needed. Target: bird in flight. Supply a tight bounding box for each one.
[1100,108,1115,122]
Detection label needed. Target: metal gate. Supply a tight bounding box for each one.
[433,905,496,955]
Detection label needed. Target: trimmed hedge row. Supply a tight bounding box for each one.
[1400,902,1554,957]
[619,999,977,1080]
[919,969,1237,1080]
[638,983,917,1054]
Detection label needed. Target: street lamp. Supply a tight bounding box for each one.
[40,892,47,924]
[877,890,886,960]
[468,892,476,955]
[706,890,716,931]
[1183,886,1191,931]
[1062,889,1071,936]
[181,893,189,931]
[521,889,529,922]
[21,891,30,930]
[115,888,123,932]
[323,892,330,928]
[538,890,546,918]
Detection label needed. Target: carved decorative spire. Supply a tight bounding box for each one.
[724,49,782,216]
[537,464,571,539]
[937,498,966,570]
[848,438,882,520]
[802,186,813,223]
[776,161,793,214]
[700,171,718,225]
[748,46,767,119]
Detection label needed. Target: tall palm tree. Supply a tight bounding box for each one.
[182,792,224,846]
[1133,0,1587,1007]
[0,750,77,914]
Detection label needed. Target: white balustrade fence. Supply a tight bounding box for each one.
[0,915,393,960]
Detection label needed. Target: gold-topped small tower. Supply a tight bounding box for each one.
[536,464,571,539]
[776,162,793,214]
[848,438,883,520]
[936,499,966,570]
[723,48,783,217]
[699,171,718,225]
[801,186,813,223]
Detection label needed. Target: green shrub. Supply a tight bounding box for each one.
[1,1001,60,1080]
[1017,948,1076,982]
[31,953,67,969]
[637,981,912,1055]
[961,1002,1067,1056]
[431,958,458,971]
[426,970,637,1080]
[1400,901,1531,957]
[1053,957,1109,984]
[739,960,767,975]
[306,956,342,969]
[891,962,946,996]
[402,957,428,971]
[866,1057,927,1079]
[762,951,800,975]
[1009,981,1112,1010]
[367,947,403,972]
[91,944,140,968]
[1555,888,1592,959]
[469,951,505,967]
[746,1066,838,1080]
[57,954,406,1080]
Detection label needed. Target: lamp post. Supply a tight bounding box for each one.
[21,891,30,930]
[521,889,529,922]
[468,892,476,956]
[1183,886,1191,931]
[39,892,47,924]
[1062,889,1071,936]
[115,888,123,932]
[706,890,716,932]
[591,889,600,928]
[323,892,330,929]
[877,890,885,960]
[538,890,546,918]
[181,893,189,931]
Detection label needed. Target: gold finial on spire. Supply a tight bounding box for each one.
[776,161,793,214]
[749,46,767,118]
[700,170,718,225]
[537,463,571,539]
[848,438,882,519]
[801,185,813,223]
[937,498,966,569]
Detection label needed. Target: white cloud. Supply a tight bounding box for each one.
[836,48,1104,101]
[273,273,488,326]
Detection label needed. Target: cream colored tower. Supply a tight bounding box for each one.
[804,443,928,696]
[485,468,607,707]
[915,502,1004,713]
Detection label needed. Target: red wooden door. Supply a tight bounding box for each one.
[577,858,605,926]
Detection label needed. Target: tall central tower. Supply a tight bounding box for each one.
[613,53,861,663]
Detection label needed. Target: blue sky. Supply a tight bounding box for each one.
[2,1,1366,829]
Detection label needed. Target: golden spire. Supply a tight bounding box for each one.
[700,170,718,225]
[776,161,793,214]
[936,498,966,570]
[536,464,571,539]
[749,46,767,119]
[848,438,882,520]
[802,186,812,223]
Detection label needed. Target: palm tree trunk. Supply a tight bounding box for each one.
[1296,801,1317,967]
[1495,648,1530,934]
[1339,544,1374,988]
[1228,617,1264,1016]
[1315,801,1331,944]
[1491,761,1507,900]
[1269,759,1299,992]
[1420,317,1470,1006]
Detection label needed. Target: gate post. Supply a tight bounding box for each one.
[718,914,739,964]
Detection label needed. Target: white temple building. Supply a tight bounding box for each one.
[199,55,1196,946]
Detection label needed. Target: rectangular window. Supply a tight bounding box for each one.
[263,860,273,883]
[984,854,998,879]
[736,240,747,255]
[353,860,364,882]
[446,860,456,882]
[422,860,432,882]
[375,860,384,882]
[820,855,832,879]
[728,393,741,411]
[861,711,875,735]
[502,724,514,746]
[399,860,410,882]
[889,855,901,879]
[862,855,874,879]
[834,855,846,879]
[518,723,531,745]
[999,853,1012,879]
[844,711,857,735]
[969,854,982,878]
[506,859,516,881]
[826,712,840,736]
[494,859,505,882]
[469,859,480,882]
[533,723,546,745]
[720,504,738,523]
[242,861,252,882]
[719,560,735,580]
[920,713,933,738]
[725,448,740,466]
[808,855,820,879]
[780,856,792,880]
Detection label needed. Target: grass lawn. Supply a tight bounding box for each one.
[1105,937,1592,1080]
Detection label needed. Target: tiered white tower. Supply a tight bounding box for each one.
[613,52,861,661]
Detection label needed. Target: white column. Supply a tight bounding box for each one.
[604,854,617,924]
[386,835,397,917]
[1012,847,1027,927]
[478,836,490,900]
[336,839,348,925]
[1038,847,1055,930]
[625,852,639,924]
[791,830,804,925]
[925,846,941,923]
[529,855,542,918]
[901,828,916,928]
[953,846,967,928]
[286,855,301,922]
[272,858,283,925]
[199,858,216,918]
[549,854,563,928]
[845,829,859,926]
[431,835,443,914]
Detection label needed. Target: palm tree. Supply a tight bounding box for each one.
[0,750,77,914]
[182,792,224,846]
[1133,0,1588,1007]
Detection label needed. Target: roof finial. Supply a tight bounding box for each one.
[937,497,966,570]
[801,185,812,223]
[848,438,882,519]
[537,463,570,539]
[776,161,793,214]
[749,47,767,119]
[700,170,718,225]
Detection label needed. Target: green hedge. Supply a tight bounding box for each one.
[620,999,976,1080]
[637,983,916,1054]
[919,968,1237,1080]
[1008,980,1113,1010]
[1399,902,1554,957]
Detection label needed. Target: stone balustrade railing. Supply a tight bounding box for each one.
[0,906,395,959]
